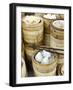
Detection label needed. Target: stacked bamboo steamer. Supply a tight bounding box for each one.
[24,44,38,65]
[22,15,44,69]
[57,64,64,75]
[50,20,64,75]
[50,20,64,49]
[21,41,27,77]
[21,57,27,77]
[43,13,61,47]
[22,15,43,45]
[60,14,64,20]
[35,13,44,17]
[32,50,57,76]
[21,40,25,58]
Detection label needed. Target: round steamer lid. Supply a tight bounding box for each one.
[52,20,64,30]
[22,15,41,25]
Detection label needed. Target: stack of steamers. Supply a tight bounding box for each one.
[21,13,64,77]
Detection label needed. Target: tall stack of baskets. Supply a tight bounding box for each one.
[43,14,61,47]
[22,15,44,74]
[50,20,64,75]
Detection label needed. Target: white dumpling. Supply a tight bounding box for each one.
[35,52,42,62]
[42,50,51,58]
[23,15,41,25]
[41,57,49,64]
[43,14,56,19]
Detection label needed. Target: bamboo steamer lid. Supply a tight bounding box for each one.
[32,50,57,73]
[22,15,44,45]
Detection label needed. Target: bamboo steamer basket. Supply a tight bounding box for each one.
[35,13,44,17]
[60,14,64,20]
[57,64,64,75]
[33,66,56,76]
[55,14,62,20]
[50,36,64,49]
[44,34,50,46]
[58,54,64,64]
[55,50,64,64]
[56,54,64,75]
[22,15,44,45]
[21,40,25,58]
[24,44,38,62]
[50,19,64,69]
[57,54,64,75]
[50,20,64,49]
[43,15,56,34]
[43,14,57,46]
[21,43,27,77]
[61,64,64,75]
[24,44,38,72]
[21,57,27,77]
[32,50,57,74]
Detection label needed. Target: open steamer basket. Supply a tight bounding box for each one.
[31,46,64,76]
